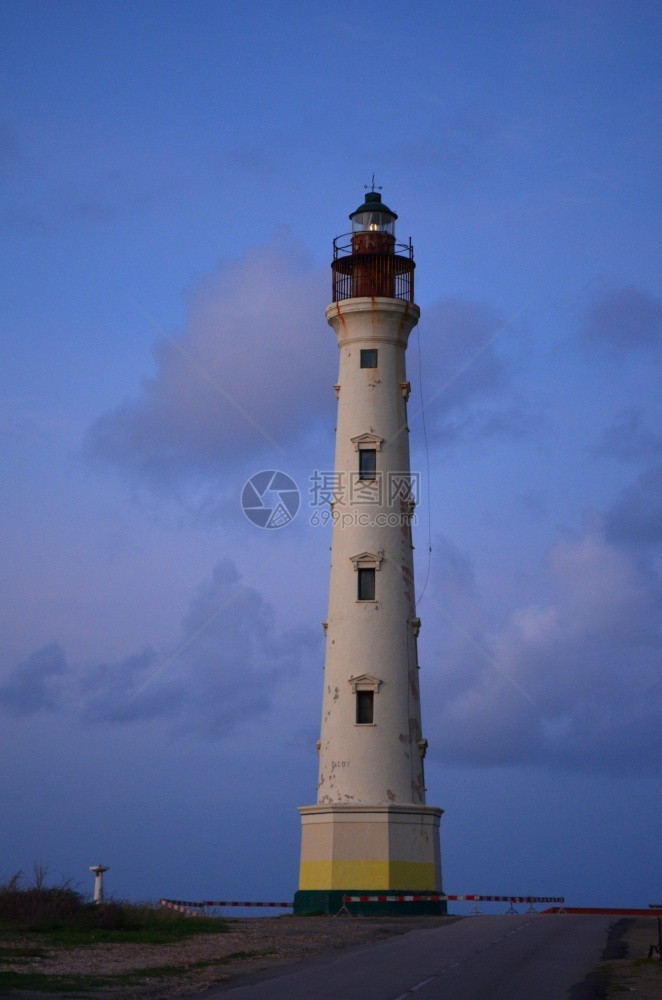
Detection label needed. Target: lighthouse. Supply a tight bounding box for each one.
[294,190,444,916]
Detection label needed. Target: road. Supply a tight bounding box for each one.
[208,913,613,999]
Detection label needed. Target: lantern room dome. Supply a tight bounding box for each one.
[349,191,397,235]
[349,191,397,221]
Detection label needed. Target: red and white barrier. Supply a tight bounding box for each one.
[343,894,443,903]
[159,899,204,916]
[160,898,292,911]
[342,894,564,904]
[160,893,565,916]
[446,895,564,904]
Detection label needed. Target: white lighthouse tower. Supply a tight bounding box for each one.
[294,190,444,916]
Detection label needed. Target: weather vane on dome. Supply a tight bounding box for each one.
[365,174,382,193]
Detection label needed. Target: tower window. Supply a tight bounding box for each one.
[358,449,376,480]
[356,690,374,724]
[360,349,378,368]
[357,567,375,601]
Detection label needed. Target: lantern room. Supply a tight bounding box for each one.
[350,191,397,236]
[331,190,415,303]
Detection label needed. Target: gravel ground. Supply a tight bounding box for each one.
[1,915,454,998]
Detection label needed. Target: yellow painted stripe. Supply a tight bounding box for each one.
[389,862,438,889]
[298,859,333,888]
[299,860,437,891]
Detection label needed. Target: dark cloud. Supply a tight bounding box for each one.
[0,208,57,235]
[386,106,506,183]
[605,466,662,545]
[85,239,335,492]
[581,287,662,353]
[79,649,169,724]
[594,408,662,461]
[0,644,68,716]
[160,559,317,739]
[477,396,539,440]
[411,298,533,445]
[422,522,662,775]
[0,562,320,740]
[55,171,156,225]
[0,156,155,235]
[214,146,275,177]
[429,534,477,598]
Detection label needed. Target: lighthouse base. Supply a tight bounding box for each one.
[295,803,443,915]
[293,888,446,916]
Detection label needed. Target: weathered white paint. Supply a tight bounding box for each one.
[317,296,426,806]
[297,272,442,893]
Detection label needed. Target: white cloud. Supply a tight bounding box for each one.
[422,520,662,774]
[85,236,336,490]
[86,245,536,504]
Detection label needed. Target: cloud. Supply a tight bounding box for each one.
[85,238,533,504]
[0,184,154,236]
[594,408,662,461]
[0,117,158,234]
[79,648,168,725]
[85,237,335,492]
[85,242,538,501]
[0,207,57,235]
[411,298,534,445]
[422,521,662,775]
[0,644,68,716]
[605,466,662,545]
[581,287,662,353]
[214,146,275,177]
[1,561,320,739]
[385,106,506,184]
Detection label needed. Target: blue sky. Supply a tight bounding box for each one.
[1,0,660,910]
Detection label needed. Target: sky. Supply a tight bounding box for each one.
[0,0,660,912]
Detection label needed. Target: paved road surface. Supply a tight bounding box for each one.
[208,913,612,999]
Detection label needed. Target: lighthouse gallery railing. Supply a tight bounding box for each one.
[331,235,415,303]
